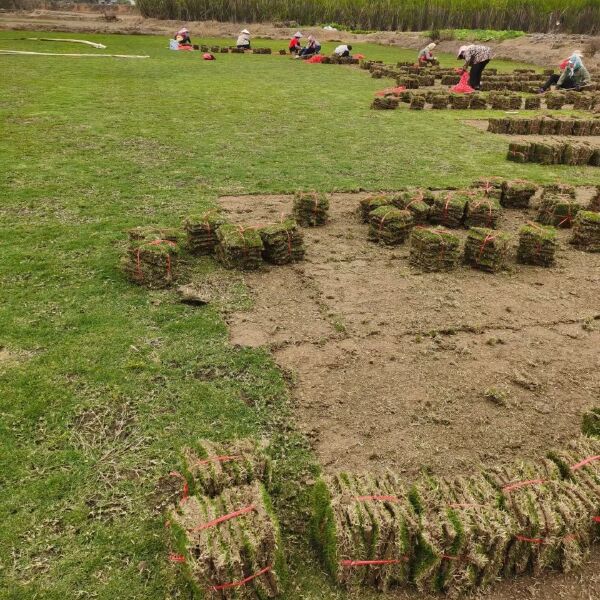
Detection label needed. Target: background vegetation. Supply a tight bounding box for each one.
[135,0,600,34]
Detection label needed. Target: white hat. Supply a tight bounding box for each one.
[241,29,250,34]
[294,31,302,38]
[427,43,436,50]
[457,45,468,58]
[573,49,583,56]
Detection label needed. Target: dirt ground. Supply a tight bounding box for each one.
[1,7,600,70]
[219,192,600,478]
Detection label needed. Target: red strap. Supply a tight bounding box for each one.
[502,478,546,493]
[169,553,186,563]
[571,455,600,471]
[194,454,239,466]
[340,558,408,567]
[592,516,600,523]
[477,234,496,261]
[355,495,400,503]
[189,505,255,532]
[515,535,544,544]
[169,471,189,504]
[209,565,271,591]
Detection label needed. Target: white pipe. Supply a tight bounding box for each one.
[26,38,108,49]
[0,50,149,58]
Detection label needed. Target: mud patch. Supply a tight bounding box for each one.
[219,193,600,479]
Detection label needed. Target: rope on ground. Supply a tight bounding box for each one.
[0,50,149,58]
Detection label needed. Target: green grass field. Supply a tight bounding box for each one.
[1,30,599,599]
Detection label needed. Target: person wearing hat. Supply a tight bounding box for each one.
[556,51,591,91]
[236,29,251,50]
[457,44,493,90]
[289,31,303,55]
[538,58,571,92]
[333,44,353,58]
[174,27,191,46]
[299,35,321,58]
[418,42,437,66]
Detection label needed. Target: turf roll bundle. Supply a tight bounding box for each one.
[429,192,468,228]
[410,96,426,110]
[524,96,541,110]
[570,210,600,251]
[469,94,487,109]
[391,190,430,224]
[409,226,461,272]
[293,192,329,226]
[517,223,558,267]
[501,180,538,208]
[122,238,179,288]
[169,482,285,598]
[181,438,272,497]
[431,95,449,109]
[368,207,414,245]
[216,224,264,270]
[127,226,181,243]
[258,218,305,264]
[472,177,504,200]
[465,196,502,228]
[537,195,583,227]
[372,96,399,110]
[464,227,511,272]
[184,210,226,255]
[449,94,471,110]
[311,473,418,591]
[358,194,392,222]
[507,141,533,163]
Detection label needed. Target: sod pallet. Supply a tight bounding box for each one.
[570,210,600,251]
[410,96,426,110]
[258,219,305,265]
[501,180,538,209]
[293,192,329,227]
[181,438,272,497]
[311,472,418,591]
[409,227,461,272]
[216,224,263,270]
[121,238,179,289]
[391,190,430,224]
[464,196,502,229]
[372,96,399,110]
[428,192,468,228]
[358,194,392,222]
[517,223,558,267]
[368,206,414,245]
[537,195,583,228]
[464,227,511,272]
[169,482,285,598]
[469,94,488,109]
[431,95,449,109]
[184,210,226,255]
[449,94,471,110]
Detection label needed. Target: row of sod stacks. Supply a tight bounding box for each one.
[312,435,600,597]
[517,223,558,267]
[216,224,264,270]
[463,227,511,272]
[489,116,600,136]
[501,180,538,208]
[252,48,272,54]
[371,96,399,110]
[571,211,600,251]
[507,140,600,166]
[258,219,305,264]
[409,227,461,272]
[122,228,181,288]
[489,92,523,110]
[185,210,226,255]
[368,207,414,245]
[537,195,583,227]
[293,192,329,226]
[464,196,502,228]
[429,193,469,228]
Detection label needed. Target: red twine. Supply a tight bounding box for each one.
[209,565,271,591]
[136,239,177,280]
[194,454,239,466]
[189,505,256,533]
[515,535,544,544]
[592,516,600,523]
[570,455,600,471]
[169,553,186,563]
[477,234,496,261]
[502,478,546,493]
[169,471,189,505]
[355,495,401,503]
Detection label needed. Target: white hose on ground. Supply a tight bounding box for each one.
[0,50,149,58]
[26,38,108,49]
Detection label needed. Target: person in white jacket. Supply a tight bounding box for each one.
[236,29,251,50]
[334,44,352,57]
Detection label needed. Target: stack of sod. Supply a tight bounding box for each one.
[581,408,600,437]
[293,192,329,227]
[200,44,209,52]
[184,210,226,255]
[469,94,488,109]
[409,226,461,272]
[472,177,504,200]
[215,224,264,270]
[537,195,583,228]
[441,74,460,85]
[371,96,399,110]
[169,482,285,598]
[501,180,538,208]
[431,95,449,109]
[570,210,600,251]
[358,194,392,222]
[490,95,512,110]
[210,45,220,53]
[180,438,272,497]
[391,190,430,224]
[589,187,600,211]
[488,118,510,134]
[410,96,426,110]
[368,207,414,245]
[310,472,418,591]
[524,96,541,109]
[542,183,576,198]
[450,94,471,109]
[563,142,595,166]
[545,92,566,109]
[230,47,244,54]
[122,238,180,289]
[516,223,558,266]
[127,226,181,243]
[464,227,511,272]
[220,47,229,53]
[409,473,515,595]
[574,95,594,110]
[428,192,469,228]
[507,141,533,163]
[538,117,559,135]
[258,219,305,264]
[486,457,593,576]
[465,195,502,228]
[252,48,272,54]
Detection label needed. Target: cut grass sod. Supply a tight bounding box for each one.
[0,29,600,600]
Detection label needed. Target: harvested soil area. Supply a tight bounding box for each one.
[219,193,600,479]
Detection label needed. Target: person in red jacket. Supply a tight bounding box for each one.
[289,32,302,55]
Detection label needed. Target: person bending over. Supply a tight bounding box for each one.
[236,29,251,50]
[334,44,353,58]
[174,27,191,46]
[289,32,302,55]
[457,44,493,90]
[418,43,437,66]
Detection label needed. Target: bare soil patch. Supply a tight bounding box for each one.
[219,192,600,479]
